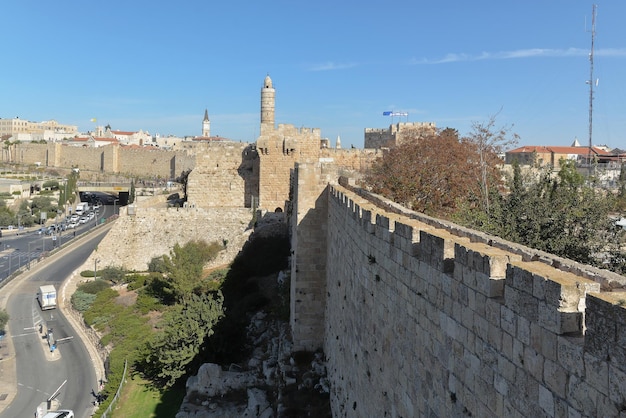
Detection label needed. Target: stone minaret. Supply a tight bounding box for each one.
[260,75,275,135]
[202,109,210,137]
[336,135,342,149]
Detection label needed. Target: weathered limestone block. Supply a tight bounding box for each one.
[585,292,626,371]
[507,261,599,335]
[419,229,456,273]
[186,363,260,397]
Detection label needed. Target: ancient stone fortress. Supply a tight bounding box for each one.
[8,74,625,416]
[364,121,437,149]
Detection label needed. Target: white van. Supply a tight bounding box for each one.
[75,202,89,215]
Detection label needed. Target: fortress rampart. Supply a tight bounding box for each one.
[91,204,254,272]
[364,122,437,149]
[2,142,195,179]
[289,163,626,417]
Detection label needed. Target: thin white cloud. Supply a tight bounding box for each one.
[308,62,357,71]
[412,47,626,64]
[595,48,626,57]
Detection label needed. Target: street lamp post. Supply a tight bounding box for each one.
[114,199,119,216]
[64,179,68,213]
[94,259,99,279]
[28,242,33,269]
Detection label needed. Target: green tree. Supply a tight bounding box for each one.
[141,292,224,387]
[30,196,58,224]
[42,180,59,190]
[0,207,15,227]
[147,256,168,273]
[160,240,223,302]
[59,171,79,208]
[0,309,9,331]
[17,201,35,227]
[465,159,616,265]
[99,266,126,283]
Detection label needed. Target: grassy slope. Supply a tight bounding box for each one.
[110,375,185,418]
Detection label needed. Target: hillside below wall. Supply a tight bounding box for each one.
[320,184,626,417]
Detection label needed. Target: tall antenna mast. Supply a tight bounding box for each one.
[587,4,597,176]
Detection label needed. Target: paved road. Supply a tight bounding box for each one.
[0,226,112,418]
[0,205,109,283]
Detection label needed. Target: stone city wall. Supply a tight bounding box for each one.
[2,142,195,180]
[257,124,321,211]
[1,142,52,165]
[55,143,113,172]
[116,146,195,179]
[289,165,626,417]
[187,142,258,208]
[319,147,380,173]
[90,205,255,272]
[364,122,437,149]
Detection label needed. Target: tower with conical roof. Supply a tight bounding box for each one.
[260,75,275,135]
[202,109,210,137]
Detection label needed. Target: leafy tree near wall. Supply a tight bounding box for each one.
[363,127,507,217]
[140,292,224,387]
[30,196,58,224]
[153,240,223,303]
[0,207,15,227]
[461,159,618,266]
[42,180,59,190]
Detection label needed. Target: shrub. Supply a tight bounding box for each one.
[100,266,126,283]
[42,180,59,190]
[126,273,149,291]
[0,309,9,331]
[147,256,167,273]
[77,279,110,294]
[135,292,163,314]
[71,290,97,312]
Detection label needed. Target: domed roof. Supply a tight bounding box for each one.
[263,75,273,89]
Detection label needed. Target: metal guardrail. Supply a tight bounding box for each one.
[99,359,127,418]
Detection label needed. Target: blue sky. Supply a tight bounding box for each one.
[1,1,625,150]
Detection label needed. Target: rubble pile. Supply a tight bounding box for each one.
[177,312,330,418]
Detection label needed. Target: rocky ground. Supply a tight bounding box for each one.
[176,273,331,418]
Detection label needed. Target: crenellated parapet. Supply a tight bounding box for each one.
[289,165,626,417]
